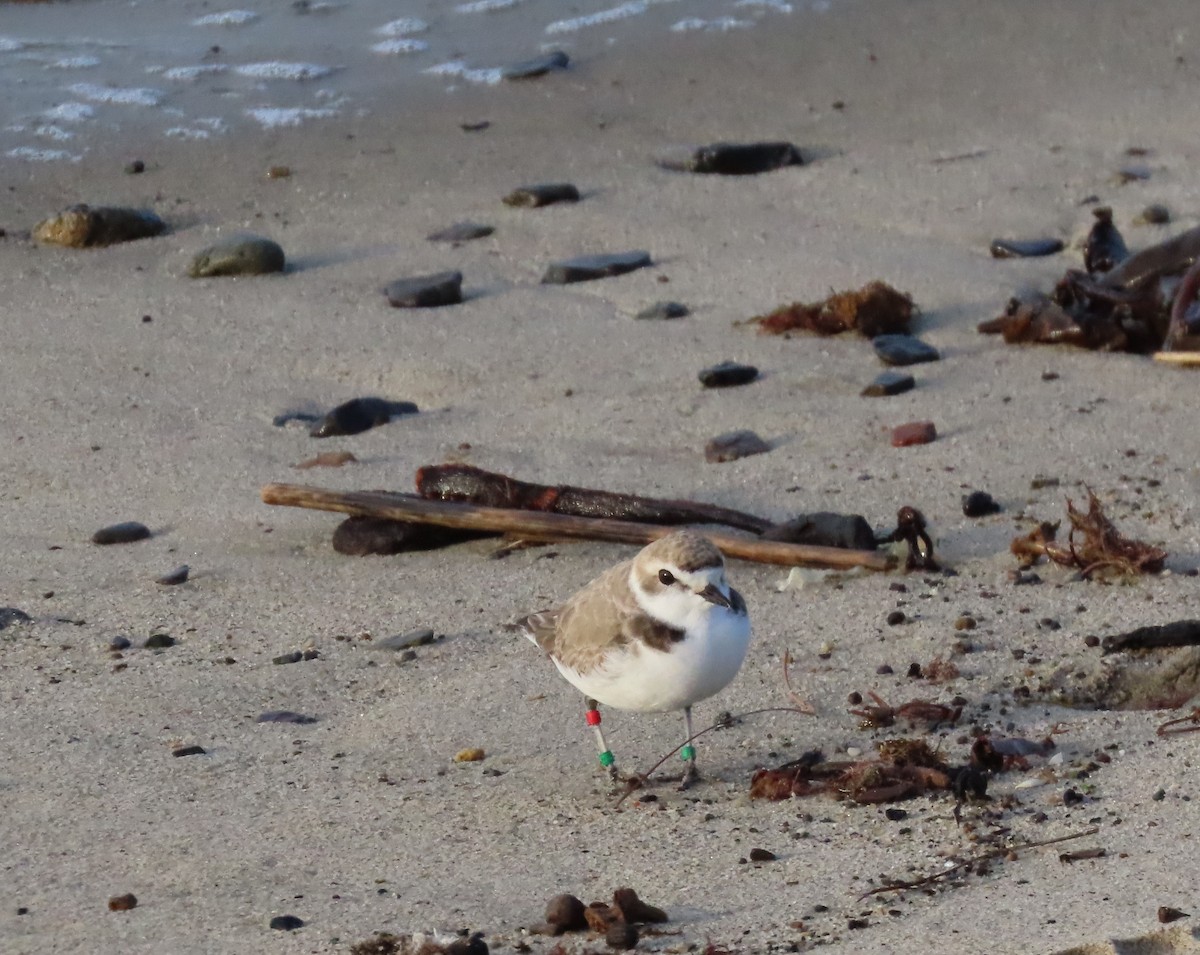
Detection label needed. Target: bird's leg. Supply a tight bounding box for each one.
[585,698,619,781]
[678,705,699,790]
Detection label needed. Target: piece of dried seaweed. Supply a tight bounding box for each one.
[752,281,915,338]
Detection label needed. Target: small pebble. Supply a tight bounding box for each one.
[108,893,138,911]
[545,894,588,933]
[541,251,651,284]
[310,397,418,437]
[266,165,291,179]
[748,847,776,862]
[92,521,151,545]
[383,270,463,308]
[501,49,569,80]
[635,300,688,320]
[269,915,305,931]
[989,237,1064,259]
[873,334,940,366]
[876,664,894,674]
[699,360,758,388]
[1157,907,1189,924]
[962,490,1001,517]
[187,236,285,277]
[171,745,206,757]
[256,711,318,724]
[155,564,189,586]
[1136,203,1171,225]
[109,635,131,650]
[0,607,32,630]
[273,651,303,665]
[704,429,770,463]
[886,611,906,626]
[124,159,145,175]
[885,807,908,821]
[605,923,639,950]
[427,221,494,243]
[503,183,579,208]
[954,616,977,631]
[657,141,803,175]
[144,633,175,649]
[891,421,937,447]
[1084,635,1100,648]
[454,748,486,762]
[373,629,436,651]
[861,370,914,397]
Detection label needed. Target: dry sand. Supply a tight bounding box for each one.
[4,1,1200,953]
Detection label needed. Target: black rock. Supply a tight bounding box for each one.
[699,360,758,388]
[704,429,770,462]
[541,250,651,284]
[1137,203,1171,225]
[273,651,303,665]
[885,807,908,821]
[172,745,206,757]
[124,159,145,175]
[989,238,1064,259]
[962,490,1001,517]
[109,635,132,650]
[155,564,189,585]
[503,183,579,208]
[309,397,418,437]
[257,710,318,724]
[635,300,688,320]
[1083,206,1129,274]
[501,50,569,80]
[762,513,877,551]
[332,516,492,555]
[748,847,777,862]
[860,370,915,397]
[272,410,321,428]
[605,923,639,950]
[144,633,175,649]
[383,270,463,308]
[0,607,32,630]
[872,334,940,366]
[269,915,305,931]
[92,521,151,545]
[660,141,803,175]
[427,222,494,243]
[373,629,436,651]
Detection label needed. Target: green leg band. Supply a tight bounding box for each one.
[598,750,615,767]
[680,745,696,761]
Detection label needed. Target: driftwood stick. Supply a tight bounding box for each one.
[261,483,893,571]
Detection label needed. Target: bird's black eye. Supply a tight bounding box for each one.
[658,569,676,586]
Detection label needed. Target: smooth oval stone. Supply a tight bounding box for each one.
[109,635,132,650]
[762,513,876,550]
[0,607,32,630]
[635,300,689,320]
[541,250,651,285]
[501,50,569,80]
[269,915,304,931]
[257,710,318,724]
[658,141,803,175]
[171,745,206,757]
[309,397,418,438]
[1136,203,1171,225]
[503,183,579,208]
[861,369,915,397]
[989,237,1064,259]
[155,564,189,585]
[699,360,758,388]
[273,651,303,665]
[962,490,1002,517]
[427,221,494,243]
[92,521,151,545]
[704,429,770,462]
[872,334,939,366]
[187,236,285,277]
[33,204,165,248]
[891,420,937,446]
[373,629,436,651]
[383,270,463,308]
[144,633,175,649]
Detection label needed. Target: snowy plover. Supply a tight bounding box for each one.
[519,531,751,787]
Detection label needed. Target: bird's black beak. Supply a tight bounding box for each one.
[698,583,733,609]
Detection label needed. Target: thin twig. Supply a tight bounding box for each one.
[1157,707,1200,736]
[783,649,817,715]
[857,826,1101,900]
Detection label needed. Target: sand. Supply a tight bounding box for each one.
[4,0,1200,952]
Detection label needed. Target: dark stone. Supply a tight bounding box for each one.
[33,204,165,247]
[92,521,151,545]
[272,410,321,428]
[635,300,688,320]
[604,923,638,950]
[109,635,131,650]
[872,334,940,366]
[124,159,145,175]
[698,360,758,388]
[885,807,908,821]
[660,141,803,175]
[427,222,494,243]
[762,513,876,551]
[187,236,285,277]
[373,629,436,651]
[144,633,175,649]
[0,607,32,630]
[748,847,776,862]
[503,183,579,208]
[269,915,305,931]
[332,516,492,555]
[704,429,770,463]
[886,611,906,626]
[309,397,418,437]
[155,564,189,585]
[383,270,463,308]
[541,250,651,285]
[545,894,588,933]
[445,934,488,955]
[171,745,206,757]
[501,50,569,80]
[861,370,914,397]
[962,490,1001,517]
[257,710,318,724]
[989,238,1064,259]
[1137,203,1171,225]
[891,421,937,446]
[1083,207,1128,274]
[273,651,303,665]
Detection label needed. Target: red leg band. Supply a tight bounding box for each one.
[585,709,602,726]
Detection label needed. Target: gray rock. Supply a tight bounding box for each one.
[0,607,32,630]
[1136,203,1171,225]
[108,635,132,650]
[155,564,189,585]
[635,301,689,320]
[657,141,803,175]
[872,334,940,366]
[310,397,418,437]
[256,710,318,724]
[383,270,463,308]
[427,222,494,243]
[698,360,758,388]
[272,651,303,665]
[705,430,770,462]
[144,633,175,649]
[372,629,436,651]
[541,250,651,285]
[187,236,285,277]
[762,513,877,550]
[92,521,151,545]
[989,237,1064,259]
[501,50,569,80]
[861,370,915,397]
[503,183,579,208]
[33,204,165,247]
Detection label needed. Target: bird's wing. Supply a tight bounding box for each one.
[519,560,639,670]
